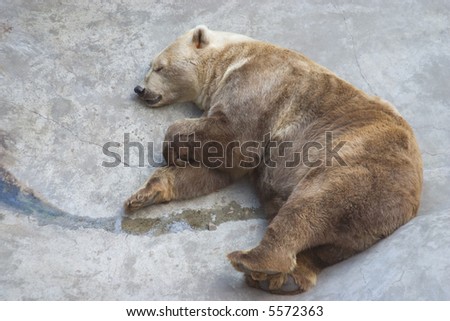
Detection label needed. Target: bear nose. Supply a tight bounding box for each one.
[134,85,145,96]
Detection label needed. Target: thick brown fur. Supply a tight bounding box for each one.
[125,26,423,294]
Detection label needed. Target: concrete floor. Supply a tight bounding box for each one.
[1,0,449,300]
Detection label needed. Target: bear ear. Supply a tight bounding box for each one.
[192,25,210,49]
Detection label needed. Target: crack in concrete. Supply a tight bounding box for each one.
[16,103,137,167]
[415,125,450,133]
[18,104,104,148]
[422,151,450,157]
[359,267,368,285]
[332,1,375,94]
[391,270,406,287]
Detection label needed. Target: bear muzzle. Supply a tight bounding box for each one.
[134,86,163,105]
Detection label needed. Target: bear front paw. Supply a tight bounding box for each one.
[124,191,159,214]
[124,176,173,214]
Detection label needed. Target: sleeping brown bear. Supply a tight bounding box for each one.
[125,25,423,294]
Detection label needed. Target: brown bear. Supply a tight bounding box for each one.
[125,25,423,294]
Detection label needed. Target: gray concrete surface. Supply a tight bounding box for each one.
[1,0,449,300]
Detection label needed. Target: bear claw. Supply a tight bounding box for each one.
[244,273,305,295]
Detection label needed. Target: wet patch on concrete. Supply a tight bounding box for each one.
[121,201,265,235]
[1,166,264,235]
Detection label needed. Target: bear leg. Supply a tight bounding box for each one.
[125,166,233,213]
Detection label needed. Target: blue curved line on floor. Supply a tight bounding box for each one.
[0,167,119,232]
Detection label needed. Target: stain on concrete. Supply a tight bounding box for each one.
[121,201,264,235]
[0,129,16,166]
[1,22,13,39]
